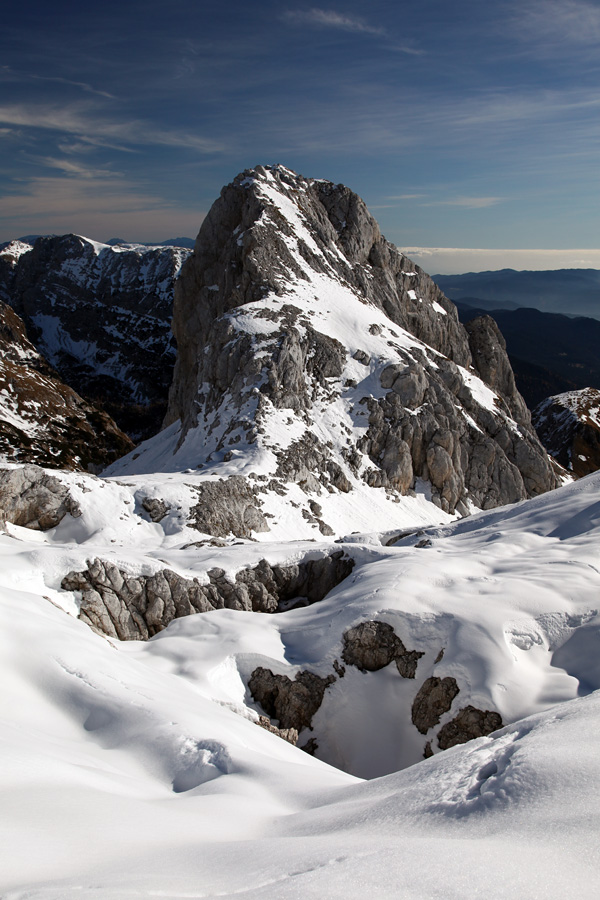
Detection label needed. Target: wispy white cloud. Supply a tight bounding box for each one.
[514,0,600,48]
[424,197,504,209]
[282,8,385,36]
[0,65,116,99]
[387,193,428,200]
[0,103,222,154]
[32,156,120,179]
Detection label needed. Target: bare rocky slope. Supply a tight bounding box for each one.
[533,387,600,477]
[0,300,132,470]
[111,164,556,537]
[0,235,190,440]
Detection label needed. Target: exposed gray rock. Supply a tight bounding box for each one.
[63,550,355,639]
[248,667,336,731]
[141,497,171,522]
[300,737,319,755]
[411,676,460,734]
[0,465,81,530]
[189,475,269,538]
[437,705,504,749]
[341,620,424,678]
[464,316,530,423]
[63,559,217,640]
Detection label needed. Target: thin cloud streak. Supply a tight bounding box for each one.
[424,197,504,209]
[282,8,385,36]
[0,104,222,154]
[0,65,116,99]
[513,0,600,48]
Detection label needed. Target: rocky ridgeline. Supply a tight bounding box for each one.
[117,163,559,536]
[533,388,600,477]
[0,303,132,470]
[0,235,190,440]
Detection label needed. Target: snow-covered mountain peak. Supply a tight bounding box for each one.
[107,166,556,540]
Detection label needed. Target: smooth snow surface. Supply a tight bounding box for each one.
[2,467,600,896]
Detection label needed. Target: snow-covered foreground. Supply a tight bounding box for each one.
[2,470,600,897]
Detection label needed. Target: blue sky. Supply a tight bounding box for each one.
[1,0,600,271]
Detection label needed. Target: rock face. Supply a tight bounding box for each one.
[533,388,600,477]
[437,706,503,750]
[0,302,133,470]
[0,465,81,530]
[1,235,190,440]
[248,667,336,732]
[341,620,424,678]
[114,164,556,537]
[411,676,461,734]
[62,550,354,640]
[188,476,269,538]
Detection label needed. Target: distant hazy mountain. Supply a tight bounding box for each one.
[106,236,195,249]
[435,268,600,319]
[455,301,600,408]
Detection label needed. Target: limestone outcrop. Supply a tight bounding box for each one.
[341,620,423,678]
[411,675,461,734]
[437,706,504,750]
[0,465,81,530]
[62,550,354,640]
[248,667,336,732]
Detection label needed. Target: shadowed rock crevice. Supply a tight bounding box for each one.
[62,551,355,640]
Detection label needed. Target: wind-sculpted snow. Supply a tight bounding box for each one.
[108,164,556,539]
[1,467,600,896]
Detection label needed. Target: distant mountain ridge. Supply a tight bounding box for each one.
[434,268,600,319]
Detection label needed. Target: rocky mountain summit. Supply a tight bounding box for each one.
[110,164,556,538]
[0,234,190,440]
[533,388,600,477]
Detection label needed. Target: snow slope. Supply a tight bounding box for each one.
[2,465,600,896]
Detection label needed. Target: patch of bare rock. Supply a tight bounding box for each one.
[0,465,81,530]
[61,550,355,640]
